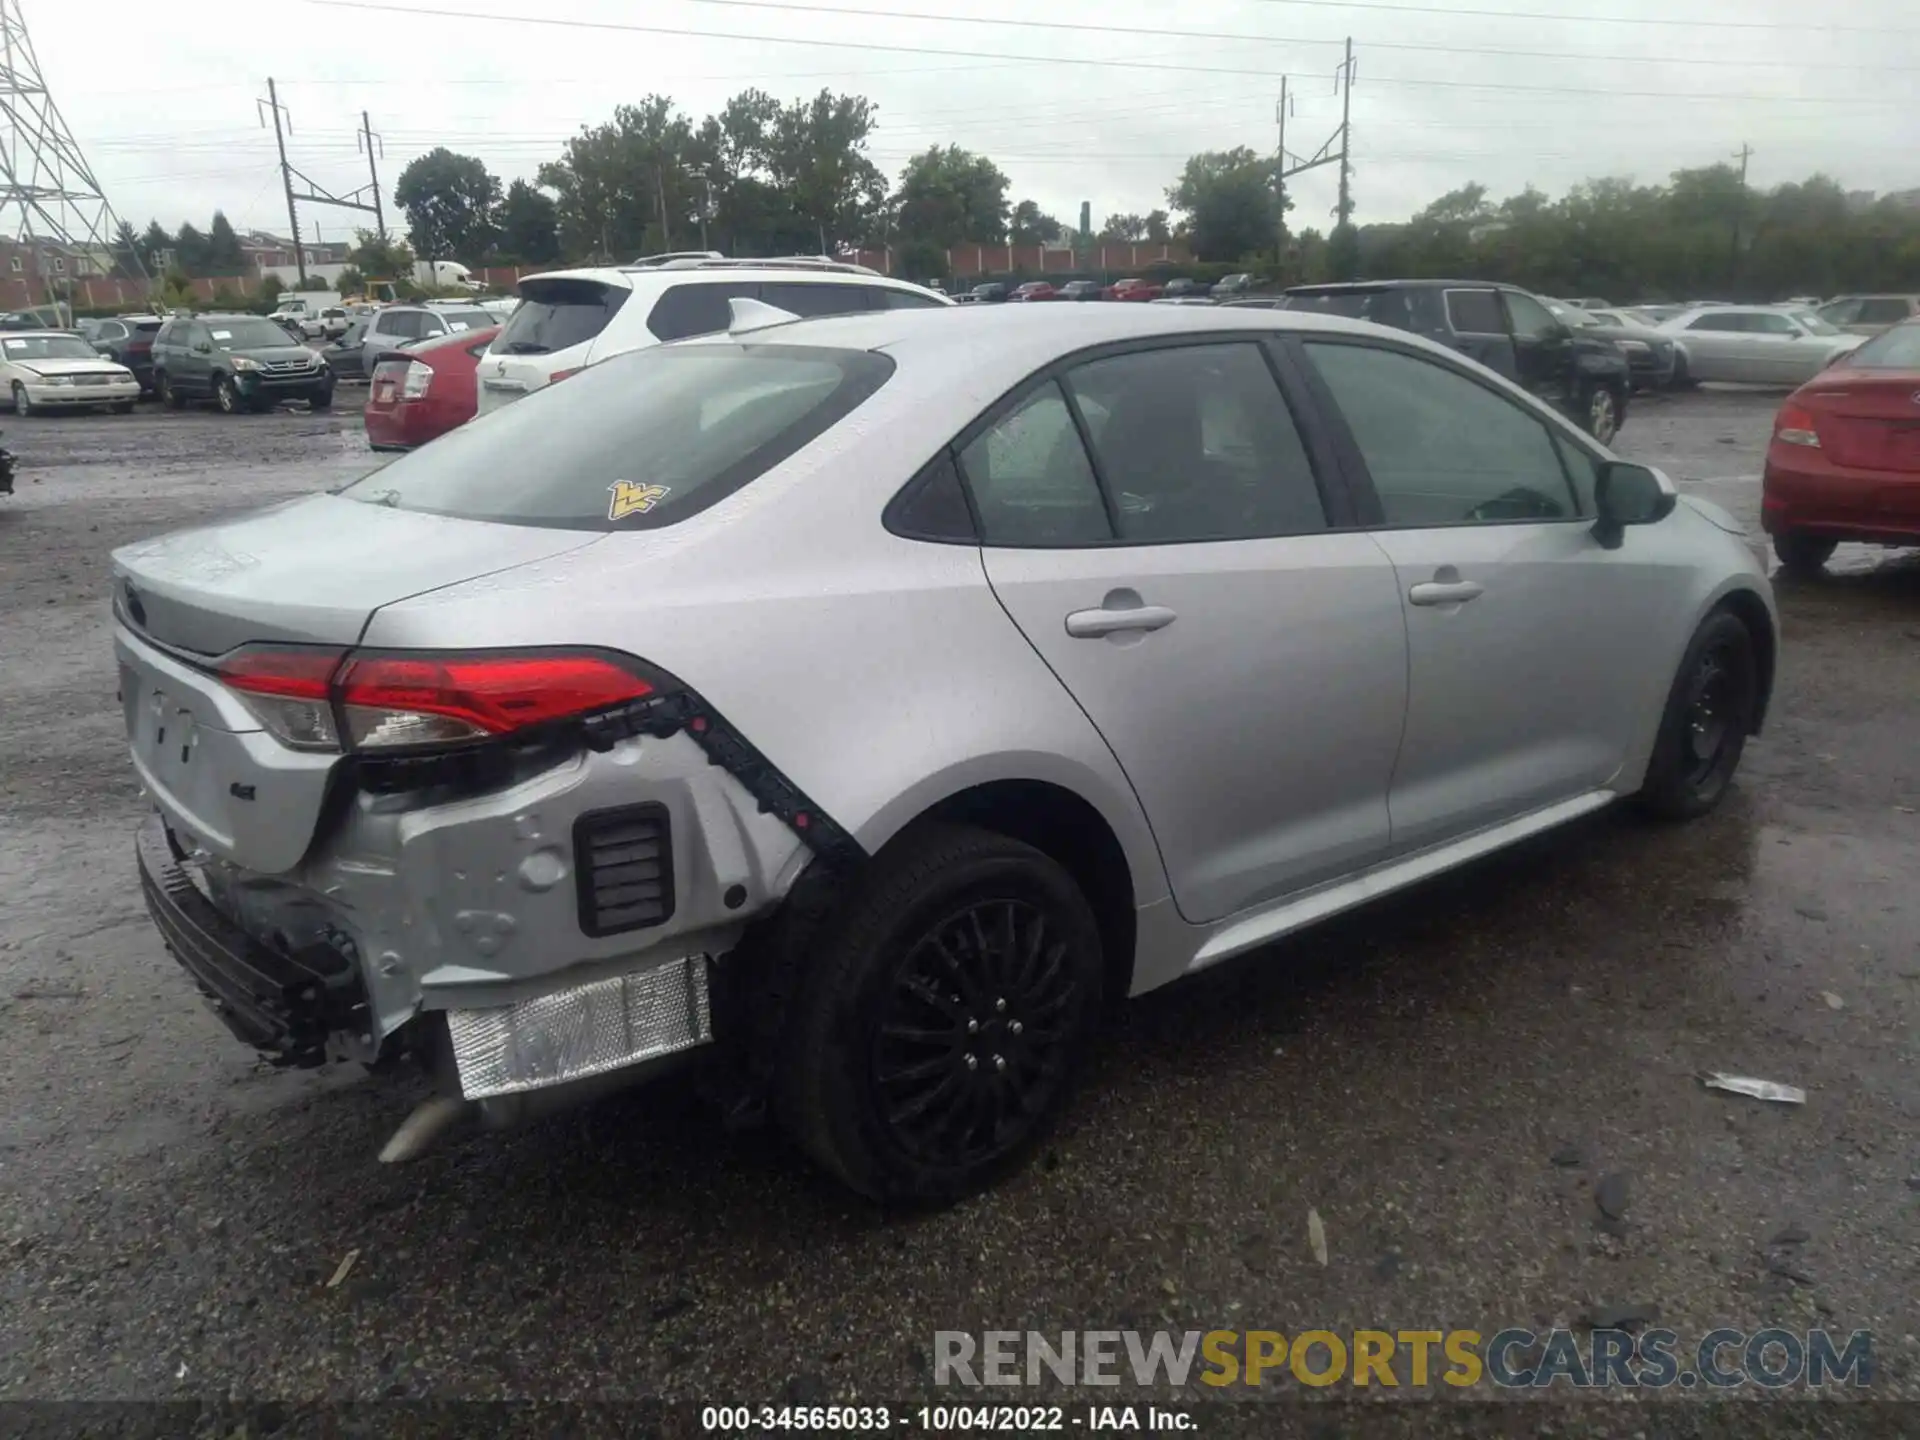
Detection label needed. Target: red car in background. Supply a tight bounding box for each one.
[1011,281,1061,302]
[1103,277,1163,302]
[1762,318,1920,575]
[363,323,499,452]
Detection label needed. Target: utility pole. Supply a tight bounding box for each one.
[1274,76,1290,263]
[1731,142,1752,284]
[359,111,386,242]
[1335,37,1356,233]
[261,79,305,284]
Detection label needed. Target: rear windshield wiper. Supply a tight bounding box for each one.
[500,341,551,354]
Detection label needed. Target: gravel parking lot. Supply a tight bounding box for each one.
[1,387,1915,1423]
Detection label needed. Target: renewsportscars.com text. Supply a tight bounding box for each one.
[934,1328,1873,1390]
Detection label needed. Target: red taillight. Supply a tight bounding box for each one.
[214,647,654,753]
[217,646,346,751]
[1773,403,1821,448]
[337,652,652,748]
[549,366,583,384]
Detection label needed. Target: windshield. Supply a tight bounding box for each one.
[2,334,98,361]
[1841,321,1920,368]
[341,344,894,530]
[1791,310,1841,336]
[436,309,495,332]
[206,319,299,349]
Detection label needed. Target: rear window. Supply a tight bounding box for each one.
[338,344,893,531]
[1844,322,1920,368]
[494,277,628,355]
[436,309,494,332]
[130,320,162,337]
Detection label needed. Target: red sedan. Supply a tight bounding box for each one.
[1011,281,1061,302]
[1762,318,1920,574]
[1102,277,1162,302]
[364,323,500,452]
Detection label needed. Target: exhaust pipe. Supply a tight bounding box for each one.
[377,1094,473,1163]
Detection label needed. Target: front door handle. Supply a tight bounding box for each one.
[1065,603,1178,638]
[1408,580,1485,606]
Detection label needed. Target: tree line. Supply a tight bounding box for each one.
[119,83,1920,300]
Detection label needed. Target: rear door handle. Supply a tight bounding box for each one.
[1065,604,1178,638]
[1408,580,1485,606]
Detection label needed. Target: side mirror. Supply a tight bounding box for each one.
[193,341,212,354]
[1592,461,1676,550]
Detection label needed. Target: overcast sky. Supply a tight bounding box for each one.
[35,0,1920,247]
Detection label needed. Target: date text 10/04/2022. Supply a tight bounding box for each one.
[701,1406,1193,1431]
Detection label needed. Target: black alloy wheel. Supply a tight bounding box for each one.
[777,824,1104,1201]
[1635,610,1759,820]
[870,897,1081,1173]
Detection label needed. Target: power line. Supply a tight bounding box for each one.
[627,0,1920,71]
[294,0,1916,101]
[1239,0,1920,36]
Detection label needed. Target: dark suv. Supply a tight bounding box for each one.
[150,314,334,414]
[81,315,164,393]
[1283,281,1632,444]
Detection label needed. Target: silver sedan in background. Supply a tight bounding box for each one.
[112,302,1777,1200]
[1659,304,1865,385]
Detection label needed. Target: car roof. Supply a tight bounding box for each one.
[0,329,81,340]
[519,263,940,293]
[685,296,1413,376]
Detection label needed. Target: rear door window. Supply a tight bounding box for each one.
[1445,289,1506,335]
[340,345,892,531]
[1062,344,1327,542]
[876,289,946,310]
[497,277,629,354]
[645,281,759,342]
[958,382,1112,546]
[1857,298,1913,325]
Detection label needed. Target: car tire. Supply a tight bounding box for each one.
[308,390,333,412]
[157,372,184,409]
[215,376,243,415]
[11,383,34,418]
[1633,609,1759,822]
[1668,350,1698,391]
[1581,381,1624,446]
[776,823,1105,1202]
[1773,532,1836,577]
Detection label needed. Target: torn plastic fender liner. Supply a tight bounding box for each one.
[578,687,865,873]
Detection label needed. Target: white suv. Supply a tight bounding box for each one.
[476,254,951,414]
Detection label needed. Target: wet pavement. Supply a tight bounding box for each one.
[1,389,1916,1420]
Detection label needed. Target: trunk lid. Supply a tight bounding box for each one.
[1800,371,1920,473]
[112,493,604,656]
[113,496,604,873]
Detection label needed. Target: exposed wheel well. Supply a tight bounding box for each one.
[1714,590,1776,733]
[918,780,1137,1006]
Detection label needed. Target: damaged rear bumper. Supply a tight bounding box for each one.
[136,814,370,1066]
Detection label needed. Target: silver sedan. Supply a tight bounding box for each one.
[113,301,1777,1199]
[1660,305,1865,385]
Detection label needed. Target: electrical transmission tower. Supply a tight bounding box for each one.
[0,0,139,277]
